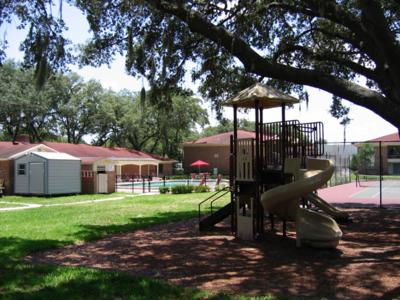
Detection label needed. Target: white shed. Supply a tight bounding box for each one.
[14,152,81,195]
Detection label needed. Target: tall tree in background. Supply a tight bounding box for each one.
[199,118,256,138]
[93,90,209,160]
[0,61,208,157]
[1,1,399,130]
[0,61,57,142]
[51,74,103,143]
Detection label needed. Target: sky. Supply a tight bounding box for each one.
[1,4,397,143]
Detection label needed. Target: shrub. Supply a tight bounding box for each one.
[194,185,210,193]
[171,184,194,194]
[159,186,170,194]
[167,175,190,180]
[214,184,228,192]
[173,168,185,175]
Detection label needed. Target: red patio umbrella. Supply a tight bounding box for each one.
[190,160,210,173]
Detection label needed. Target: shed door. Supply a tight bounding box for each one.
[97,173,108,193]
[29,162,44,194]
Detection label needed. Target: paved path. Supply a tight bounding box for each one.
[0,196,127,212]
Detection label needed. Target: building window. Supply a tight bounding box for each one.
[388,146,400,159]
[18,164,26,175]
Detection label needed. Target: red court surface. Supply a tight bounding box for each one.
[318,180,400,206]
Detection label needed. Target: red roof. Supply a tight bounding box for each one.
[185,130,257,145]
[148,153,177,163]
[367,132,400,142]
[0,142,40,159]
[41,142,154,160]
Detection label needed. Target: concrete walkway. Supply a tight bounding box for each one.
[0,196,127,212]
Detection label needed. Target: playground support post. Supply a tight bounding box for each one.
[379,141,383,208]
[233,105,238,234]
[255,100,261,236]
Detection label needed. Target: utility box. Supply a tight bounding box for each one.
[14,152,81,195]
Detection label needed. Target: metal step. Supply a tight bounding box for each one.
[199,202,232,231]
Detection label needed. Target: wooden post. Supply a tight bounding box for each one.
[254,101,262,236]
[233,105,238,234]
[281,104,286,182]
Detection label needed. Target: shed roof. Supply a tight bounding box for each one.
[185,130,256,145]
[0,142,55,159]
[31,151,80,161]
[222,83,299,109]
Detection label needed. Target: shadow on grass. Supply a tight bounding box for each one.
[0,236,64,265]
[0,212,232,300]
[0,262,209,300]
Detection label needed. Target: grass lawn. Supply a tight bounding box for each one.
[0,192,275,299]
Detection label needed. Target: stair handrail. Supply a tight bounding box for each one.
[210,189,231,214]
[198,186,230,221]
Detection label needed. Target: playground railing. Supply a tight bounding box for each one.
[198,186,231,221]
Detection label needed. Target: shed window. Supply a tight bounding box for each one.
[97,166,106,173]
[18,164,26,175]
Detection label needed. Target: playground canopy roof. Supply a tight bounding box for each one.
[222,83,299,109]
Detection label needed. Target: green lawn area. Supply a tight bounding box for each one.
[0,192,275,300]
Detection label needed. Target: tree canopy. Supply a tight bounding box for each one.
[1,1,400,129]
[0,61,208,159]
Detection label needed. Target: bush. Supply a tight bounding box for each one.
[173,168,185,175]
[171,184,194,194]
[214,184,228,192]
[159,186,170,194]
[193,185,211,193]
[166,175,190,180]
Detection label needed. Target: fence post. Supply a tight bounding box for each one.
[348,157,351,183]
[142,177,145,193]
[148,180,150,192]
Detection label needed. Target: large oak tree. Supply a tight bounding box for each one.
[1,1,399,129]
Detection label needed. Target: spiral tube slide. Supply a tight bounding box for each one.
[261,158,342,248]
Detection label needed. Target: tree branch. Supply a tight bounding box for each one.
[146,0,400,127]
[274,44,379,81]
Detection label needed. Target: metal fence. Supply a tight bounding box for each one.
[321,141,400,207]
[115,175,164,194]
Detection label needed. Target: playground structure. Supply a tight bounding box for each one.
[199,83,347,247]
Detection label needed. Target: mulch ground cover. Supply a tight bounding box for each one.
[27,208,400,299]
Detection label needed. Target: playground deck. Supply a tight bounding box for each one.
[27,208,400,299]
